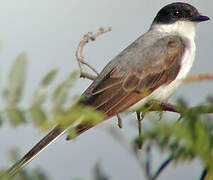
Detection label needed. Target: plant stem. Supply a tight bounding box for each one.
[152,155,173,180]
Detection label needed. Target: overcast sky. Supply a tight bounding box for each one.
[0,0,212,180]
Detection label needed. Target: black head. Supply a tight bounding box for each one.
[153,2,210,24]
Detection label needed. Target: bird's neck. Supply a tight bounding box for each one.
[150,21,197,41]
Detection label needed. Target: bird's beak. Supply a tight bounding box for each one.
[190,15,210,22]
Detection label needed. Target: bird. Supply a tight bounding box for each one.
[3,2,209,179]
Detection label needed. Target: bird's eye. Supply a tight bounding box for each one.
[171,10,181,18]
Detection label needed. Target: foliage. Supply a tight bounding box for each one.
[0,55,213,180]
[0,150,109,180]
[0,149,49,180]
[142,102,213,179]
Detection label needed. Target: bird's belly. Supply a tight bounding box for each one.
[129,45,195,111]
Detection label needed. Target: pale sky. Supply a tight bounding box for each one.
[0,1,212,180]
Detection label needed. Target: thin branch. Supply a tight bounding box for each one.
[152,155,173,180]
[136,112,143,149]
[157,102,180,113]
[117,114,122,128]
[145,145,152,180]
[200,168,207,180]
[183,74,213,83]
[146,102,213,115]
[140,101,181,114]
[75,27,125,127]
[75,27,112,80]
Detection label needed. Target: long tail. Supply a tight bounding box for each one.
[2,125,66,179]
[2,116,98,179]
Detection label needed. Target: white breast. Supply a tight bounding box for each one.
[129,41,195,111]
[129,21,197,111]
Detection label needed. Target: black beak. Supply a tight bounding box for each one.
[190,15,210,22]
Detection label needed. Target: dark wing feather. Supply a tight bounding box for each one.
[80,35,185,118]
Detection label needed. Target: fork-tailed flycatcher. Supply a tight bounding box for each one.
[3,2,209,178]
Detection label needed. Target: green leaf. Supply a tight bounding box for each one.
[8,148,20,162]
[65,105,104,139]
[6,108,25,126]
[0,172,11,180]
[52,70,79,113]
[0,113,2,127]
[3,53,27,106]
[41,69,58,86]
[29,106,46,127]
[31,69,59,106]
[66,127,78,140]
[31,88,46,106]
[143,109,213,169]
[194,120,213,169]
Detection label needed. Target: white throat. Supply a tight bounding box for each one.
[151,21,197,40]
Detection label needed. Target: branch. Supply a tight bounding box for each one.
[136,112,144,149]
[145,145,152,180]
[144,101,213,115]
[200,168,207,180]
[75,27,125,128]
[152,155,173,180]
[183,74,213,83]
[117,114,123,128]
[143,74,213,113]
[139,101,181,114]
[75,27,112,80]
[157,102,180,113]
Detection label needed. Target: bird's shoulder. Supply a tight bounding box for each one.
[81,32,185,99]
[100,31,185,78]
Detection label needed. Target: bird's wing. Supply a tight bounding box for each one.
[81,35,185,118]
[3,35,186,179]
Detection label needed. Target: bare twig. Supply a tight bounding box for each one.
[117,114,122,128]
[183,74,213,83]
[75,27,112,80]
[76,27,125,127]
[158,102,180,113]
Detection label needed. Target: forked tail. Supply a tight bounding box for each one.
[2,126,65,179]
[2,116,97,179]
